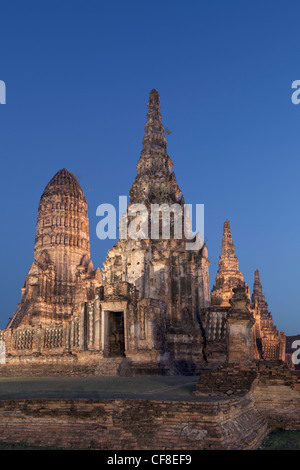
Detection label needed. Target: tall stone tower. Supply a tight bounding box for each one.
[7,169,100,328]
[251,269,269,315]
[103,89,210,332]
[129,89,181,206]
[250,269,286,361]
[211,220,246,306]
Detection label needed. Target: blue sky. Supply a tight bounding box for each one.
[0,0,299,334]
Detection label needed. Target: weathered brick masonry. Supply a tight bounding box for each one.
[253,363,300,430]
[0,397,267,450]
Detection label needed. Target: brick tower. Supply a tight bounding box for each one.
[7,169,100,328]
[103,89,210,326]
[211,220,246,306]
[101,90,209,372]
[250,269,286,361]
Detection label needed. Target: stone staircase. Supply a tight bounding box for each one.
[94,357,132,377]
[129,362,166,376]
[94,358,168,376]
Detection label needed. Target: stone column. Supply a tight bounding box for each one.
[79,303,86,351]
[227,284,255,364]
[87,301,94,350]
[63,323,70,351]
[94,300,101,351]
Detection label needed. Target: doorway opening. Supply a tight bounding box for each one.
[107,311,125,357]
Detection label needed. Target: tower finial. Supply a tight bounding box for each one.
[141,89,167,156]
[251,269,269,315]
[211,219,245,306]
[148,89,161,108]
[221,219,235,258]
[129,90,181,205]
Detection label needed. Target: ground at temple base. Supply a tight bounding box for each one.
[0,376,203,401]
[259,430,300,450]
[0,430,300,450]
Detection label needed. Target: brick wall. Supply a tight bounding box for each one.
[252,364,300,429]
[0,396,267,450]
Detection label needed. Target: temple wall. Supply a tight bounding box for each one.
[103,239,210,329]
[252,364,300,429]
[1,301,288,375]
[0,397,267,450]
[200,307,287,369]
[1,281,205,374]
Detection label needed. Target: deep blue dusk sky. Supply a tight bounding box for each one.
[0,0,299,334]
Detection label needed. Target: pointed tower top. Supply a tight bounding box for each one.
[148,89,160,107]
[129,90,181,206]
[251,269,269,315]
[211,220,245,306]
[218,220,241,274]
[141,89,167,157]
[220,219,235,259]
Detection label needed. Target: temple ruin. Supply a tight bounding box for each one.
[0,90,289,375]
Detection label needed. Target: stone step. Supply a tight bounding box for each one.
[95,359,169,377]
[94,357,131,377]
[129,362,166,376]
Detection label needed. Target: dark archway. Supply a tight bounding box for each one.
[108,311,125,357]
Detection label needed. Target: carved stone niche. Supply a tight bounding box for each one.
[226,284,255,364]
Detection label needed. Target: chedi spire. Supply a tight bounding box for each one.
[141,89,167,156]
[211,220,246,306]
[7,168,100,329]
[251,269,269,316]
[220,220,237,268]
[129,89,181,206]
